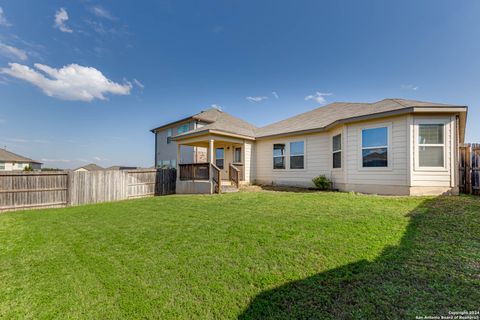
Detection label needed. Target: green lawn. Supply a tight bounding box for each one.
[0,191,479,319]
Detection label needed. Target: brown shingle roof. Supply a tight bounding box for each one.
[0,148,41,164]
[255,98,463,137]
[174,109,258,138]
[161,99,466,140]
[74,163,104,171]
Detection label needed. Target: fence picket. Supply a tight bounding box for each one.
[0,168,176,212]
[459,143,480,195]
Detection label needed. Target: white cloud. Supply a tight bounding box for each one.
[6,138,28,143]
[90,6,115,20]
[54,8,73,33]
[246,96,268,102]
[0,7,12,26]
[93,156,109,162]
[133,78,144,89]
[0,63,132,101]
[272,91,279,99]
[304,92,332,104]
[41,158,72,163]
[401,84,419,91]
[0,43,27,61]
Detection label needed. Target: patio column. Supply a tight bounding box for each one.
[208,139,214,164]
[176,143,181,180]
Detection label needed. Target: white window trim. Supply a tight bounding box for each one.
[272,139,307,171]
[289,140,306,170]
[273,143,286,170]
[414,119,448,172]
[358,122,393,171]
[233,147,242,164]
[332,133,343,170]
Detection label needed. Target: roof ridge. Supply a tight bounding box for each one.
[389,98,409,107]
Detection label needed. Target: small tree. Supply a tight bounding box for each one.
[23,165,34,172]
[312,175,331,190]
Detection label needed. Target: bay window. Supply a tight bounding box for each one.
[418,124,445,167]
[332,134,342,169]
[362,127,388,167]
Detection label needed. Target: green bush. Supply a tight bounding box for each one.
[23,165,34,172]
[312,175,331,190]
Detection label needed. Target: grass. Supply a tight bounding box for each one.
[0,191,479,319]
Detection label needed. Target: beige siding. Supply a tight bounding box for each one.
[255,132,332,187]
[253,113,459,195]
[1,162,41,172]
[410,115,455,187]
[345,116,409,186]
[243,141,254,183]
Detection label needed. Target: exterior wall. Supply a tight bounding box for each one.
[255,132,331,188]
[254,114,459,196]
[0,162,41,171]
[344,116,409,188]
[243,140,254,183]
[409,115,456,189]
[155,120,210,167]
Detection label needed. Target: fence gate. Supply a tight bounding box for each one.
[459,143,480,195]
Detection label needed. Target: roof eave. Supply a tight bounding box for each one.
[256,106,468,139]
[150,116,215,133]
[172,129,256,141]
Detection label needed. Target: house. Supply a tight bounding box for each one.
[73,163,104,172]
[0,148,42,171]
[106,166,139,170]
[151,99,468,196]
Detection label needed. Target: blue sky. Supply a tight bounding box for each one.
[0,0,479,169]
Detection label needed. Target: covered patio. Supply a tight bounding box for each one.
[173,133,254,194]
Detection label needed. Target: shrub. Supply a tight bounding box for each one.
[23,165,33,172]
[312,175,331,190]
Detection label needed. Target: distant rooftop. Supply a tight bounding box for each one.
[74,163,104,171]
[0,148,42,164]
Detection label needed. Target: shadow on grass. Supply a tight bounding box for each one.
[239,196,480,319]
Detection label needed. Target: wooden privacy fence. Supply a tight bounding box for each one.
[459,143,480,195]
[0,168,176,212]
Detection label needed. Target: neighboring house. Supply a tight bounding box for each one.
[106,166,139,170]
[73,163,104,172]
[151,99,468,196]
[0,148,42,171]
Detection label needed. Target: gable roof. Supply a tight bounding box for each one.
[173,108,258,139]
[255,98,466,138]
[150,107,225,133]
[74,163,104,171]
[0,149,42,164]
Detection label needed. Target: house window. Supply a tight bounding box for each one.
[418,124,445,167]
[290,141,304,169]
[362,127,388,167]
[234,147,242,163]
[332,134,342,169]
[0,162,4,170]
[166,128,173,144]
[273,144,285,169]
[215,148,224,169]
[177,124,189,134]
